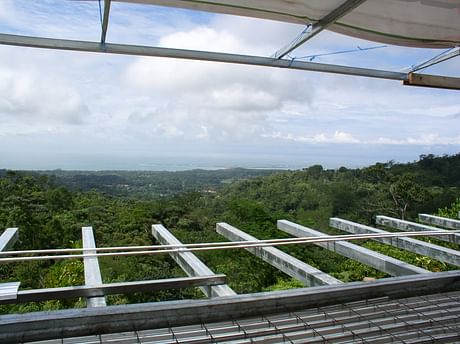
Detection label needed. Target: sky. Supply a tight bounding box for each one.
[0,0,459,170]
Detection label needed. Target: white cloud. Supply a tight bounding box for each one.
[0,66,89,133]
[264,130,361,144]
[123,24,315,140]
[265,131,460,146]
[0,1,459,169]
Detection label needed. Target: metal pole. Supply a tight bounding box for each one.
[273,0,367,58]
[0,33,407,81]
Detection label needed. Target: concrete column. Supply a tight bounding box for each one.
[277,220,429,276]
[331,218,460,267]
[152,224,236,297]
[216,222,342,286]
[82,227,106,307]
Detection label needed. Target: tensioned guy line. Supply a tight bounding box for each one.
[1,230,458,263]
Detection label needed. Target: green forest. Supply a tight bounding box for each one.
[1,153,460,314]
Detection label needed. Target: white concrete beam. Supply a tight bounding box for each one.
[331,218,460,267]
[82,227,106,307]
[0,228,18,252]
[376,215,460,245]
[419,214,460,230]
[216,222,342,286]
[152,224,236,297]
[277,220,429,276]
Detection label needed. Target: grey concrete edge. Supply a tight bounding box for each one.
[1,271,460,343]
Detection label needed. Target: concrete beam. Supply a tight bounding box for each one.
[152,224,235,297]
[419,214,460,230]
[1,271,459,343]
[277,220,429,276]
[82,227,106,307]
[331,218,460,267]
[0,282,20,302]
[216,223,341,286]
[376,215,460,245]
[0,275,227,305]
[0,228,18,252]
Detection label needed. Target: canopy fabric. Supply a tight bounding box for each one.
[117,0,460,48]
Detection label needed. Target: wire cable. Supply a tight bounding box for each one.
[0,230,458,263]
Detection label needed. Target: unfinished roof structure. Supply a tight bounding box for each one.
[1,1,460,342]
[1,212,460,343]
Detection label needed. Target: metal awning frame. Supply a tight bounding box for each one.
[0,32,459,90]
[0,0,459,90]
[273,0,368,59]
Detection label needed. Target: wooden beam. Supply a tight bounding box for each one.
[404,73,460,90]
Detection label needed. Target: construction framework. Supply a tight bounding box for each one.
[1,2,460,342]
[1,212,460,342]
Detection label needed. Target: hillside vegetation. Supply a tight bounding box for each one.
[0,153,459,313]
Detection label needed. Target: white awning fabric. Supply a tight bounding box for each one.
[116,0,460,48]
